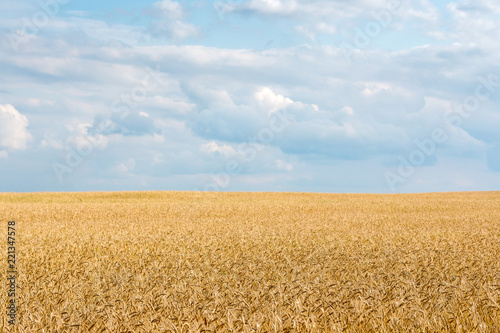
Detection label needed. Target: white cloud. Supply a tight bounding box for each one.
[0,104,31,151]
[242,0,388,18]
[445,0,500,50]
[67,18,146,46]
[360,82,393,97]
[40,132,64,149]
[294,25,316,41]
[150,96,195,114]
[316,22,337,35]
[245,0,299,16]
[149,20,199,41]
[145,1,199,41]
[295,22,337,41]
[276,159,293,171]
[255,87,294,115]
[201,141,236,156]
[151,0,184,20]
[117,158,136,173]
[153,153,164,165]
[341,106,354,116]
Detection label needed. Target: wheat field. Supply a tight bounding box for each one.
[0,191,499,332]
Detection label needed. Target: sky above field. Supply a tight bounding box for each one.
[1,0,500,193]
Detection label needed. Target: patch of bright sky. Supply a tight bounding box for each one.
[200,13,301,50]
[337,2,456,52]
[62,0,155,17]
[55,0,459,51]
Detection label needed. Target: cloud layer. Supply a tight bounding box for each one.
[0,104,31,156]
[0,0,499,192]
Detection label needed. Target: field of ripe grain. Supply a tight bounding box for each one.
[1,191,499,332]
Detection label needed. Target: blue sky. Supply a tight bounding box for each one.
[1,0,500,193]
